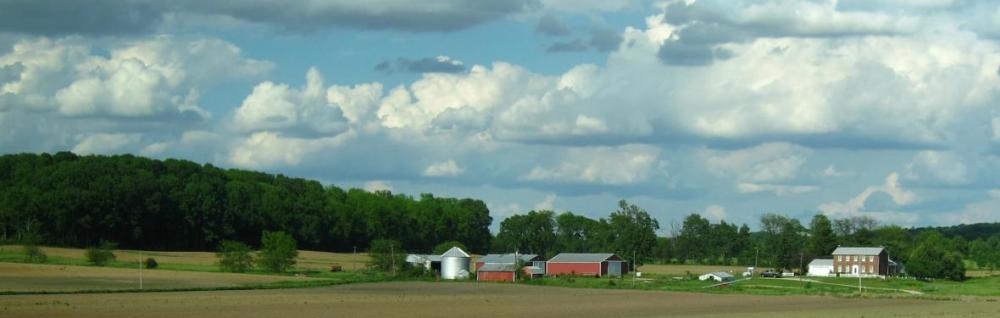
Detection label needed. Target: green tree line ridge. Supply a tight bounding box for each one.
[0,152,492,253]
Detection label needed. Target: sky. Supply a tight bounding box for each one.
[2,0,1000,233]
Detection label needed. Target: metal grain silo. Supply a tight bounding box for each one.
[440,246,470,280]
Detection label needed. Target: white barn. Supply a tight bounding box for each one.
[808,259,834,277]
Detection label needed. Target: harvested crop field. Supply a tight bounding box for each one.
[0,263,318,292]
[1,282,998,318]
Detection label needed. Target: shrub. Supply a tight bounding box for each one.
[217,240,254,273]
[258,231,298,273]
[85,241,117,266]
[368,239,405,273]
[143,257,158,269]
[22,243,47,263]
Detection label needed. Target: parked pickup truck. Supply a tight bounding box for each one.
[760,270,781,278]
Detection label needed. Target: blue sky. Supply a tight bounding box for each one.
[2,0,1000,233]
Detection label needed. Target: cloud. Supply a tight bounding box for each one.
[703,143,813,195]
[521,144,664,185]
[232,67,349,136]
[0,1,537,35]
[364,180,393,192]
[701,205,727,222]
[1,36,271,119]
[903,151,969,185]
[536,14,572,36]
[822,165,854,177]
[227,130,355,169]
[423,159,465,177]
[819,172,919,223]
[546,39,589,53]
[534,194,557,211]
[589,28,624,52]
[933,189,1000,224]
[737,183,818,196]
[0,0,164,36]
[375,56,465,74]
[72,133,143,155]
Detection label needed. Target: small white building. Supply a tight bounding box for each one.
[699,271,735,282]
[808,259,834,277]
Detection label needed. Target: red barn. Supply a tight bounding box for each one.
[546,253,628,277]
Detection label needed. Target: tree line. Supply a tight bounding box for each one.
[0,152,492,253]
[2,152,994,281]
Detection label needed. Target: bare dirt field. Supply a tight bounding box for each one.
[0,263,318,292]
[1,281,997,318]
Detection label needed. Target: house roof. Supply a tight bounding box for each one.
[441,246,470,258]
[832,247,884,256]
[548,253,619,263]
[477,253,539,264]
[809,259,833,267]
[477,263,517,272]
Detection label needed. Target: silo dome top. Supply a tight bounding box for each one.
[441,246,470,258]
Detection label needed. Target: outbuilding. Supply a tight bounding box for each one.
[546,253,628,277]
[476,263,518,282]
[475,253,542,271]
[807,259,834,277]
[698,272,735,282]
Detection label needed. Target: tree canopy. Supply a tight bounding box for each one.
[0,152,492,253]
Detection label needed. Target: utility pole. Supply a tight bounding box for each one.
[390,243,396,276]
[754,247,759,279]
[799,252,803,275]
[513,250,518,283]
[139,251,143,290]
[632,250,636,289]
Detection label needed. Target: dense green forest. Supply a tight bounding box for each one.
[0,152,492,253]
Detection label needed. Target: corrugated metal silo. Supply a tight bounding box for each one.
[440,246,470,279]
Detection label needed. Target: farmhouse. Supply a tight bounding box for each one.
[546,253,628,277]
[698,272,735,282]
[832,247,888,277]
[807,259,834,277]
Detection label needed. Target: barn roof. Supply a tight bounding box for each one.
[707,271,733,278]
[832,247,884,256]
[477,263,517,272]
[477,253,539,264]
[406,254,441,263]
[441,246,470,258]
[548,253,619,263]
[809,259,833,267]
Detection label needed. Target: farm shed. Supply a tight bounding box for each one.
[475,253,542,271]
[807,259,834,277]
[698,272,735,282]
[440,247,471,280]
[546,253,628,277]
[476,263,518,282]
[405,254,441,271]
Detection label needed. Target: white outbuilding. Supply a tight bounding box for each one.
[440,246,471,280]
[698,272,735,282]
[808,259,834,277]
